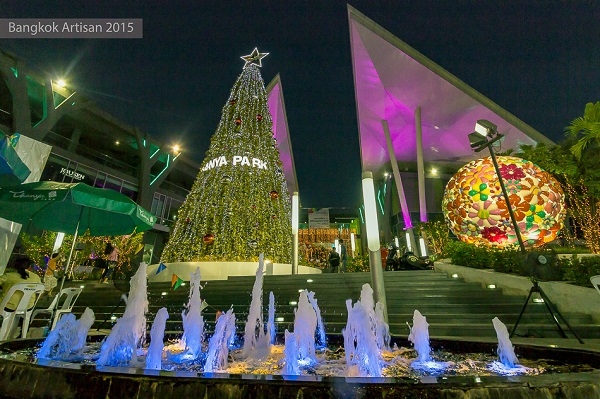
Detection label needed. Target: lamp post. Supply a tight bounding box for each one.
[362,171,388,321]
[291,192,299,274]
[468,120,526,254]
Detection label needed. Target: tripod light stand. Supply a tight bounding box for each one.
[468,120,583,343]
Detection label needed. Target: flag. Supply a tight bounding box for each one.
[172,273,184,290]
[156,262,167,275]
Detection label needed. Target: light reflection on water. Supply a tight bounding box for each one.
[2,341,559,378]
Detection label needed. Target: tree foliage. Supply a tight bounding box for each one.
[565,101,600,160]
[517,102,600,253]
[161,62,292,263]
[20,231,144,277]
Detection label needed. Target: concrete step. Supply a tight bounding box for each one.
[55,268,600,341]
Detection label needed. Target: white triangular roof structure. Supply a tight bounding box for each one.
[267,74,299,196]
[348,5,553,175]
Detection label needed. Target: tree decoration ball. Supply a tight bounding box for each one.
[202,234,215,245]
[442,156,566,248]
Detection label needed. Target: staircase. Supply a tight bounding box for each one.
[54,270,598,340]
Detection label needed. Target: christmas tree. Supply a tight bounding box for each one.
[161,49,292,263]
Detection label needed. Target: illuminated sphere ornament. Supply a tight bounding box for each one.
[442,156,566,248]
[269,190,279,200]
[235,118,242,125]
[257,114,263,121]
[221,175,232,184]
[203,234,215,245]
[248,239,258,249]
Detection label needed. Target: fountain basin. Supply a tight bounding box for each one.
[1,337,598,399]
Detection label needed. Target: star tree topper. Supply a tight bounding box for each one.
[241,47,269,68]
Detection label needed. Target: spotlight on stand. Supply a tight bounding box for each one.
[468,119,504,152]
[466,120,583,343]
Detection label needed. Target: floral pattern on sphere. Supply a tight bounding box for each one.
[442,156,565,248]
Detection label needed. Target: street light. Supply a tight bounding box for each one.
[362,171,388,322]
[468,120,526,254]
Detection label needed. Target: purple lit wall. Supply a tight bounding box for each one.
[267,75,299,197]
[348,5,553,228]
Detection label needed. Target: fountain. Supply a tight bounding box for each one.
[488,317,531,375]
[97,262,148,367]
[408,309,431,362]
[145,307,169,370]
[242,254,265,358]
[407,310,452,372]
[176,267,205,360]
[0,256,599,398]
[307,290,326,348]
[204,308,236,372]
[292,290,318,365]
[37,308,95,360]
[267,291,276,345]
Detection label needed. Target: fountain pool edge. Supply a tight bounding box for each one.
[1,338,600,399]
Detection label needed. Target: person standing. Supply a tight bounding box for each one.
[44,253,59,296]
[339,239,347,273]
[328,245,340,273]
[100,242,119,284]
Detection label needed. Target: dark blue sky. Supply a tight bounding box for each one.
[2,1,599,208]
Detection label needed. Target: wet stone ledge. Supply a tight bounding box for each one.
[0,356,599,399]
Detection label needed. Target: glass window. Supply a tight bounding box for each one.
[120,180,138,201]
[152,193,165,222]
[167,198,183,222]
[40,155,70,182]
[94,172,107,189]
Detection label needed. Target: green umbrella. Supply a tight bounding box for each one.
[0,181,156,236]
[0,181,157,295]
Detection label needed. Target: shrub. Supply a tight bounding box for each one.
[346,254,370,273]
[446,241,495,269]
[561,255,600,288]
[417,220,451,258]
[445,241,570,282]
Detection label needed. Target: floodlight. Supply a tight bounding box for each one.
[468,132,489,151]
[469,120,503,152]
[474,119,498,137]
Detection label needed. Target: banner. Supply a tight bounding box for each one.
[0,134,51,274]
[308,208,330,229]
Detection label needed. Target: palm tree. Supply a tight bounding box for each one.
[566,101,600,160]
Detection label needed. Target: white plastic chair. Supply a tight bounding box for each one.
[30,287,83,330]
[0,283,45,341]
[591,275,600,297]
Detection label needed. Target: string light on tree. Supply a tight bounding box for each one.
[161,49,292,263]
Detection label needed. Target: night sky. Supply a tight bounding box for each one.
[2,1,599,209]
